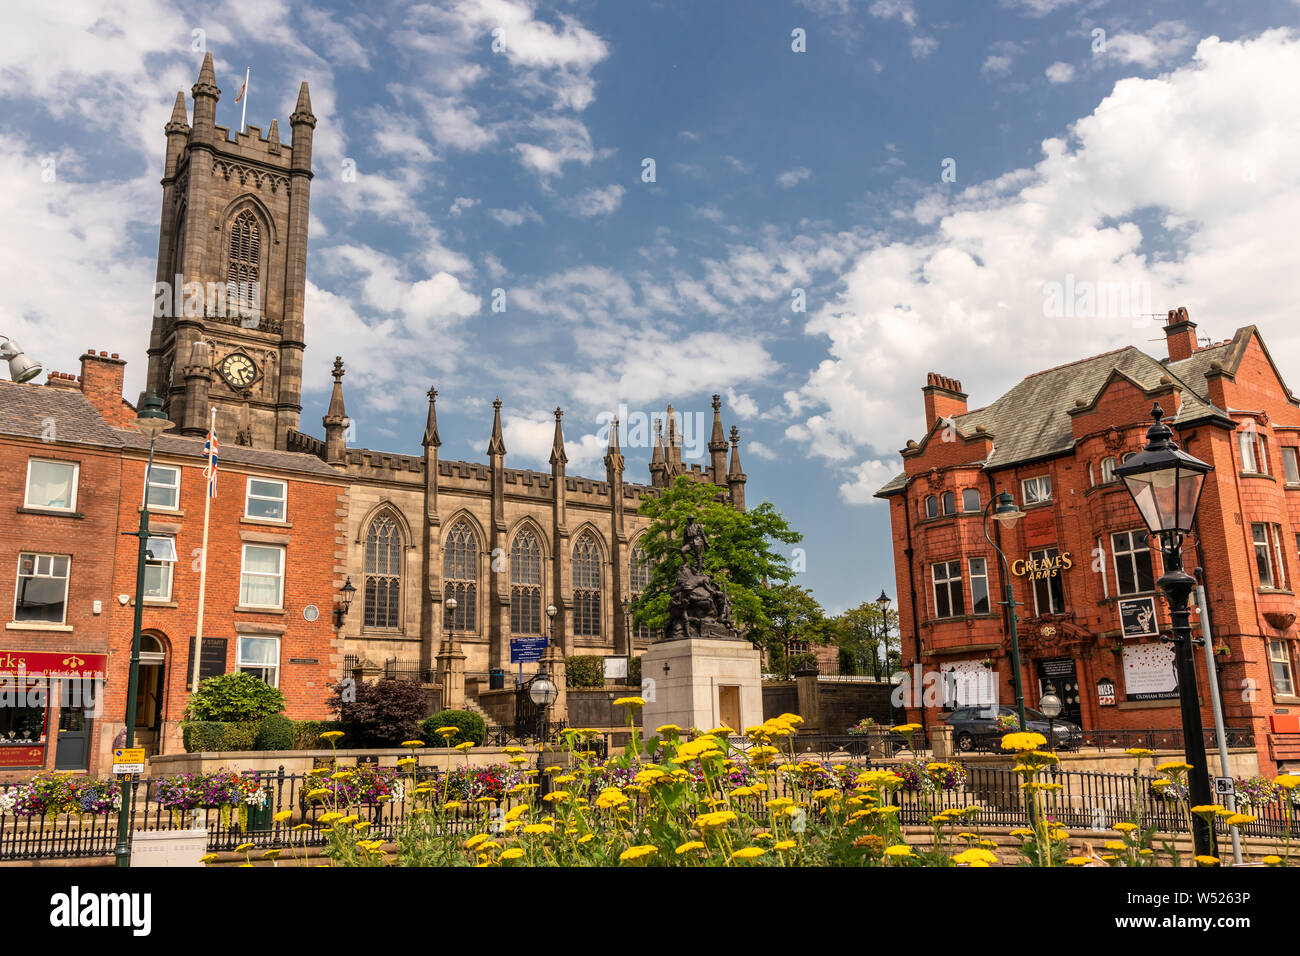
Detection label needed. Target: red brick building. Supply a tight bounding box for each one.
[876,310,1300,774]
[0,350,347,779]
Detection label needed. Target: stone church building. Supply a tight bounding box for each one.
[144,56,750,694]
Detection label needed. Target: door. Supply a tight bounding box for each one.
[53,680,90,771]
[718,685,741,733]
[1036,658,1082,725]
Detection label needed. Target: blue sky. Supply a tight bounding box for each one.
[3,0,1300,616]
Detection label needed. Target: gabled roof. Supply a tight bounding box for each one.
[0,381,124,448]
[874,338,1234,499]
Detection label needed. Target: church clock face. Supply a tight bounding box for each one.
[219,353,257,389]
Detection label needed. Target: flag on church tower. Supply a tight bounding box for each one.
[235,67,250,132]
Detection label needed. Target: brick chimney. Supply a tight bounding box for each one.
[79,349,134,426]
[923,372,967,432]
[1164,306,1198,363]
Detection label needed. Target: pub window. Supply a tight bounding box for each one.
[962,488,981,512]
[1112,530,1154,595]
[510,528,543,635]
[1100,457,1118,483]
[363,514,403,629]
[238,635,280,687]
[14,552,70,623]
[573,533,602,638]
[1022,475,1052,505]
[630,545,653,643]
[24,459,78,511]
[443,520,478,632]
[941,491,956,515]
[924,495,939,519]
[1269,639,1295,697]
[968,557,990,615]
[1239,427,1269,475]
[143,536,178,601]
[1282,447,1300,485]
[1029,548,1065,615]
[239,544,284,608]
[245,477,287,521]
[931,560,964,619]
[1253,522,1288,590]
[145,464,181,510]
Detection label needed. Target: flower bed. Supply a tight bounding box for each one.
[156,770,267,827]
[0,774,121,818]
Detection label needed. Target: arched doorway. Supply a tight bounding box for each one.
[135,634,168,754]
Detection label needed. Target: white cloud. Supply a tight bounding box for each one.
[726,390,759,419]
[1045,61,1076,83]
[1102,21,1197,68]
[488,205,542,228]
[868,0,917,27]
[747,440,779,461]
[777,166,813,188]
[910,35,939,59]
[449,196,479,216]
[839,459,899,504]
[786,30,1300,504]
[983,55,1014,76]
[571,184,625,217]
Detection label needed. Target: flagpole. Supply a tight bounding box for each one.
[240,67,250,133]
[190,406,216,691]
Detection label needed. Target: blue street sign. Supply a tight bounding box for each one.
[510,637,547,664]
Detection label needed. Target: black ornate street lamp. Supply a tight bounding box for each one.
[875,590,892,712]
[982,491,1028,731]
[530,668,559,742]
[334,577,356,628]
[1115,403,1216,857]
[114,393,173,868]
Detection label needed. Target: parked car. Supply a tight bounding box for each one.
[945,705,1083,752]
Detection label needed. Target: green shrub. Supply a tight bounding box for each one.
[184,673,285,723]
[292,720,347,749]
[421,710,486,747]
[254,714,295,751]
[181,721,259,753]
[566,655,604,687]
[328,678,433,747]
[628,656,642,688]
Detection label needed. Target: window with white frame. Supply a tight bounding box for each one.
[932,561,964,619]
[1029,548,1065,615]
[924,495,939,519]
[1282,447,1300,485]
[941,491,956,515]
[146,464,181,510]
[1100,457,1118,483]
[238,635,280,686]
[1112,530,1155,595]
[240,544,284,607]
[1253,523,1288,589]
[143,536,178,601]
[968,557,990,615]
[1022,475,1052,505]
[24,459,78,511]
[14,553,70,623]
[1239,427,1269,475]
[244,477,287,521]
[1269,639,1295,697]
[962,488,981,512]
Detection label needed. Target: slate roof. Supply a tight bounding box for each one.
[118,429,343,478]
[0,381,124,448]
[875,338,1237,498]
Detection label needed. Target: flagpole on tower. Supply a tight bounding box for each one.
[190,406,218,691]
[238,67,250,133]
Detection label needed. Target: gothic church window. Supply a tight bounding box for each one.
[444,520,478,632]
[227,209,260,317]
[573,533,602,638]
[630,545,653,644]
[510,528,543,635]
[363,514,403,629]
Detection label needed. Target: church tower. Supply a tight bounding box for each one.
[146,53,315,450]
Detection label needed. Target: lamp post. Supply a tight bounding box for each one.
[530,668,558,743]
[334,578,356,629]
[1040,692,1063,752]
[114,393,174,868]
[982,491,1028,731]
[1115,403,1216,858]
[875,590,893,720]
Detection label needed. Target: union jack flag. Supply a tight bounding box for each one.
[203,429,219,497]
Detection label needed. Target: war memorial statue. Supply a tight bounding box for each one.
[663,516,738,641]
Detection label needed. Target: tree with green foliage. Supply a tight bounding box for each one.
[632,475,803,649]
[830,601,901,678]
[751,582,833,675]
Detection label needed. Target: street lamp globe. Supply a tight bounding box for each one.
[1039,693,1063,719]
[1114,403,1211,536]
[990,491,1023,529]
[134,393,174,440]
[530,670,558,707]
[875,590,890,612]
[546,604,557,619]
[445,596,457,615]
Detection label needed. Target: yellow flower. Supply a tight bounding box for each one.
[522,823,555,835]
[1103,840,1127,852]
[262,849,282,860]
[401,739,425,748]
[1190,804,1226,818]
[455,741,475,751]
[319,730,344,741]
[273,810,292,823]
[1194,855,1220,867]
[883,844,915,858]
[1262,855,1282,866]
[774,840,797,851]
[612,696,646,709]
[306,788,330,800]
[1124,748,1154,757]
[731,847,766,861]
[318,813,343,825]
[577,834,594,844]
[1156,760,1192,774]
[1112,822,1138,833]
[435,726,461,739]
[694,810,738,828]
[620,845,658,861]
[655,724,683,737]
[765,797,795,811]
[199,853,218,864]
[1000,732,1048,752]
[676,840,706,854]
[1225,813,1257,827]
[465,834,489,850]
[707,726,735,736]
[396,757,418,768]
[1274,774,1300,790]
[330,771,354,782]
[502,746,525,755]
[891,723,922,734]
[292,824,313,832]
[499,848,525,861]
[952,848,998,866]
[1064,857,1092,866]
[234,842,255,853]
[595,788,629,810]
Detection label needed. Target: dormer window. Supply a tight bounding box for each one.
[1022,475,1052,505]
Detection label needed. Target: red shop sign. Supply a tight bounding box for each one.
[0,651,107,679]
[0,746,45,768]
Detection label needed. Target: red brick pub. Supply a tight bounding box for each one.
[876,309,1300,774]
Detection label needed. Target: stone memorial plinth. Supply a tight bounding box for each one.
[642,638,763,735]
